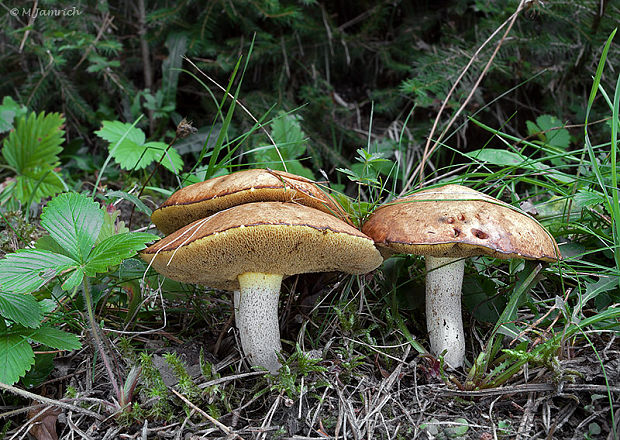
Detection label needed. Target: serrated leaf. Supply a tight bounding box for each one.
[581,276,618,307]
[573,190,606,209]
[95,121,183,172]
[0,333,35,385]
[253,113,314,178]
[0,250,77,294]
[2,112,64,171]
[26,326,81,351]
[534,115,570,150]
[144,142,183,173]
[38,299,57,315]
[35,235,72,257]
[84,232,157,276]
[1,111,65,203]
[41,192,104,263]
[0,293,41,327]
[95,120,145,149]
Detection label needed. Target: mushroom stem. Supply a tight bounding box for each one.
[425,256,466,368]
[237,272,284,373]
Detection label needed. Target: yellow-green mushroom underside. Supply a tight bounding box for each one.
[142,201,382,373]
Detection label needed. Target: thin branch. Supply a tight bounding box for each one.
[402,0,528,193]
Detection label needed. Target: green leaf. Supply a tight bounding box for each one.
[95,121,183,172]
[35,235,72,257]
[1,111,65,203]
[61,267,84,291]
[162,33,188,105]
[13,169,66,207]
[466,148,572,183]
[144,142,183,173]
[21,353,55,388]
[0,250,77,294]
[0,332,35,385]
[95,120,145,150]
[527,114,570,150]
[467,148,529,166]
[105,190,153,216]
[26,326,81,351]
[0,96,27,133]
[41,192,104,263]
[252,112,315,179]
[96,206,130,244]
[270,113,306,158]
[84,232,157,276]
[0,293,42,328]
[580,276,618,309]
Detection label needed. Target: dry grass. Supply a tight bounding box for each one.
[3,274,618,440]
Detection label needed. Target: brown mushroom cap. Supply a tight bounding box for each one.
[362,184,561,261]
[151,169,350,234]
[143,202,382,290]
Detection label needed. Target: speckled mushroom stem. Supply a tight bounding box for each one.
[425,256,466,368]
[237,272,284,374]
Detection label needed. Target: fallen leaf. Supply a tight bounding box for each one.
[28,406,61,440]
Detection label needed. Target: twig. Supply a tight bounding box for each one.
[73,13,114,70]
[18,0,37,52]
[431,383,620,398]
[402,0,527,192]
[0,382,104,420]
[197,370,267,389]
[169,387,242,439]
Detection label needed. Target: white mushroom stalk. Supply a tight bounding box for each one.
[236,272,284,374]
[361,184,562,371]
[425,256,466,369]
[142,202,383,375]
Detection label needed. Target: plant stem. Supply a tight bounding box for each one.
[82,278,121,401]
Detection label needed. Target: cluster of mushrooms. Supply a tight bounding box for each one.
[142,169,561,373]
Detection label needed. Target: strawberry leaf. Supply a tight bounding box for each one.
[40,192,104,263]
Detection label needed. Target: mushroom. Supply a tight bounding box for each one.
[142,201,382,373]
[151,168,351,235]
[362,184,561,368]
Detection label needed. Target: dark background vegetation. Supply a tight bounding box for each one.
[1,0,617,191]
[0,1,619,438]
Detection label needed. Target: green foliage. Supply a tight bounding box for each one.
[139,352,172,420]
[0,292,41,327]
[95,121,183,173]
[0,96,27,133]
[526,114,571,150]
[163,352,200,400]
[0,314,81,385]
[0,192,156,385]
[0,192,156,292]
[252,112,314,179]
[272,344,328,399]
[1,110,66,204]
